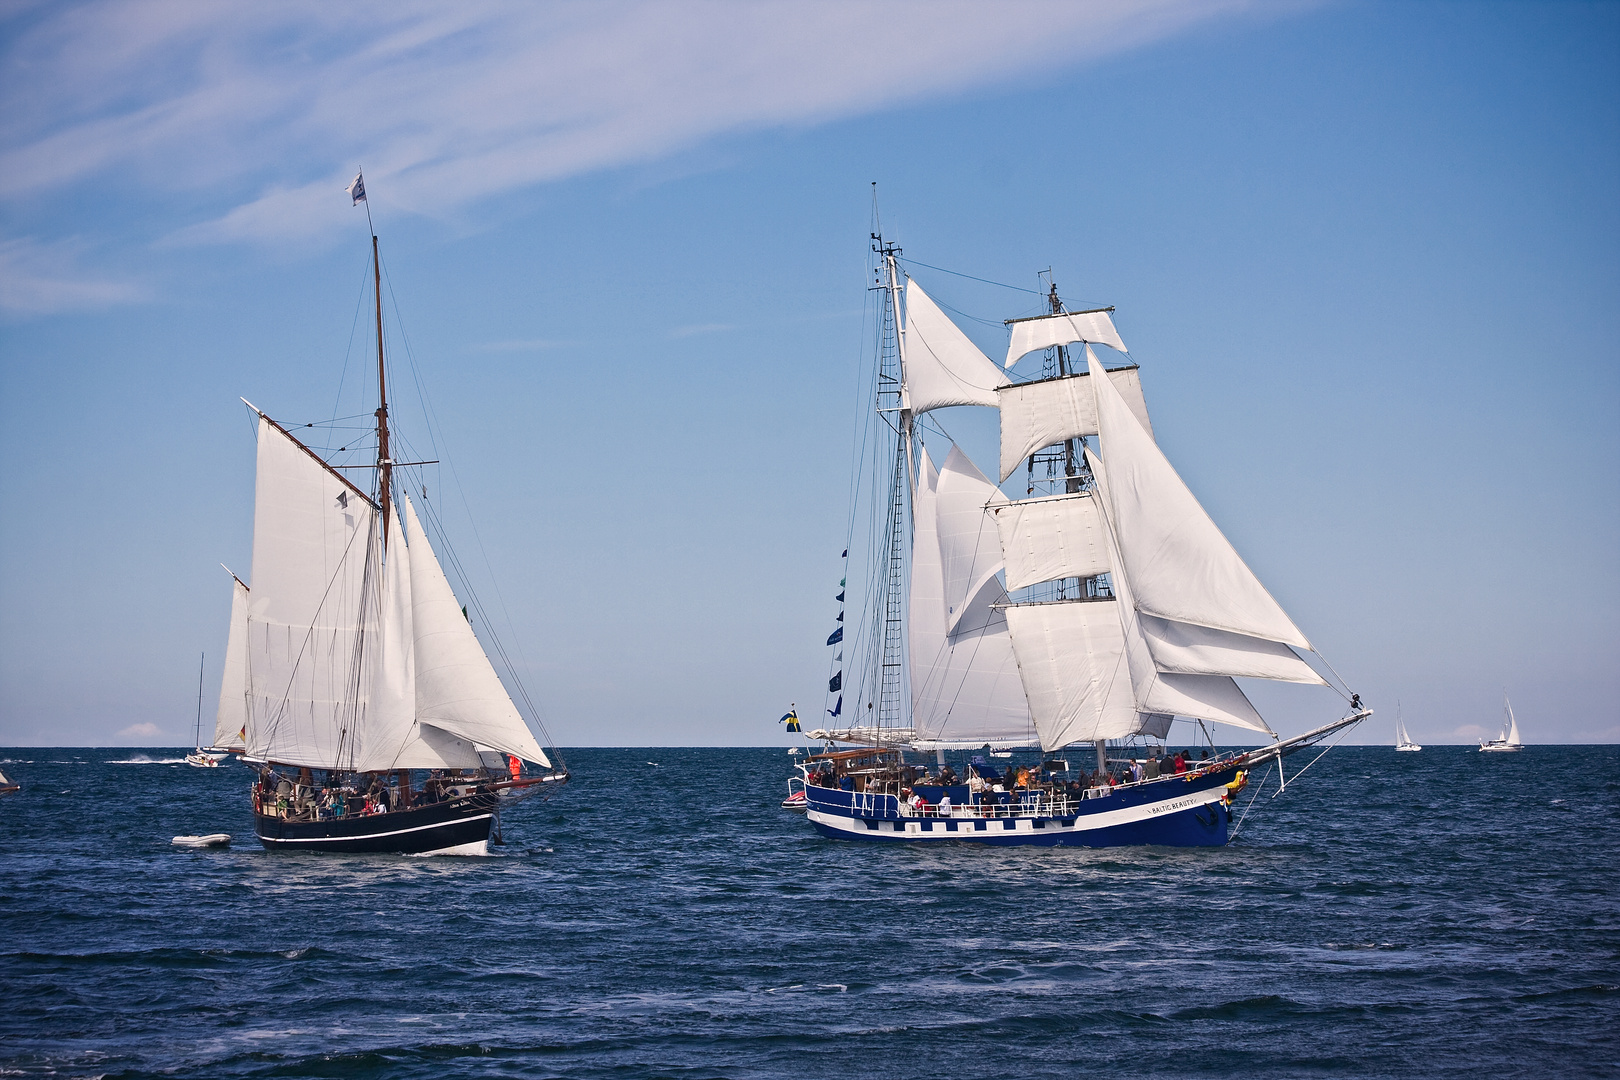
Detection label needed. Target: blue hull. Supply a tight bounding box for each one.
[803,766,1237,848]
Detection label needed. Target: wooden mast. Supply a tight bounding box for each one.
[372,233,392,544]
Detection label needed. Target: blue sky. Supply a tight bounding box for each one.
[1,1,1615,748]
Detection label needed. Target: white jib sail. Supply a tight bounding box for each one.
[213,578,249,752]
[991,490,1111,593]
[902,279,1009,415]
[996,361,1153,481]
[1087,446,1274,735]
[354,505,481,773]
[1004,601,1140,750]
[910,447,1035,747]
[244,418,381,769]
[1005,309,1128,368]
[1088,347,1312,651]
[402,494,551,766]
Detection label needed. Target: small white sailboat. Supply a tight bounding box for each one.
[0,767,18,796]
[1395,703,1421,751]
[185,652,226,768]
[1480,694,1524,752]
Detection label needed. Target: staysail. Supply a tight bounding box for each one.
[902,279,1009,415]
[353,500,482,772]
[213,577,249,752]
[909,447,1034,747]
[402,494,551,766]
[1087,347,1314,652]
[243,417,381,769]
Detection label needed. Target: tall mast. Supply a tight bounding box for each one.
[372,233,392,544]
[874,235,911,739]
[1048,279,1082,495]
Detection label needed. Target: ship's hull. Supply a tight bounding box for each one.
[254,791,497,855]
[804,766,1239,848]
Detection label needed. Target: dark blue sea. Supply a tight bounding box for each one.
[2,745,1616,1079]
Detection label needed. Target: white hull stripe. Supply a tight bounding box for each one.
[807,786,1227,836]
[257,813,492,844]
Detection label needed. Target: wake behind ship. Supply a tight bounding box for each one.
[215,178,565,854]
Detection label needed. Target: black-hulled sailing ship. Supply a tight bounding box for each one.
[218,183,566,854]
[794,232,1368,847]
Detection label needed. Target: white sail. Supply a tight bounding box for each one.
[990,489,1111,592]
[1505,697,1522,746]
[1004,600,1140,750]
[354,505,481,772]
[244,418,381,769]
[935,445,1008,634]
[996,361,1154,481]
[1088,348,1311,650]
[902,279,1009,415]
[1005,309,1127,368]
[909,447,1035,747]
[212,578,249,752]
[402,494,551,766]
[1087,446,1274,735]
[1138,614,1326,684]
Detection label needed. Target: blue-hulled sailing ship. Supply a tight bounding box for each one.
[791,231,1367,847]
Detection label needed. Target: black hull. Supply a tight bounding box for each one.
[254,791,496,854]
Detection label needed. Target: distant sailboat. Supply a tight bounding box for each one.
[1395,703,1421,751]
[1480,694,1524,752]
[185,653,226,768]
[0,767,17,796]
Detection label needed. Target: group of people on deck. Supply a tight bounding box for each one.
[252,766,502,822]
[805,747,1217,816]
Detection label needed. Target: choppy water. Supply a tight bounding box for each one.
[1,745,1616,1079]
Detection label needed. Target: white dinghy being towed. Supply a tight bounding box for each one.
[221,178,567,855]
[797,234,1369,848]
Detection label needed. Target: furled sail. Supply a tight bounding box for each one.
[402,494,551,766]
[1003,600,1139,750]
[1088,348,1312,650]
[1087,446,1274,734]
[909,447,1034,747]
[990,490,1111,593]
[212,578,249,752]
[1005,309,1127,368]
[354,504,481,772]
[902,279,1009,415]
[996,357,1153,480]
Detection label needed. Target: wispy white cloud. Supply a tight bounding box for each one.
[2,0,1287,250]
[0,237,146,315]
[117,721,161,738]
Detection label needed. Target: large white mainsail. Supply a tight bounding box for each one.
[402,494,551,766]
[902,278,1010,415]
[1003,600,1139,749]
[213,577,249,752]
[996,364,1153,481]
[909,447,1034,748]
[244,417,381,769]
